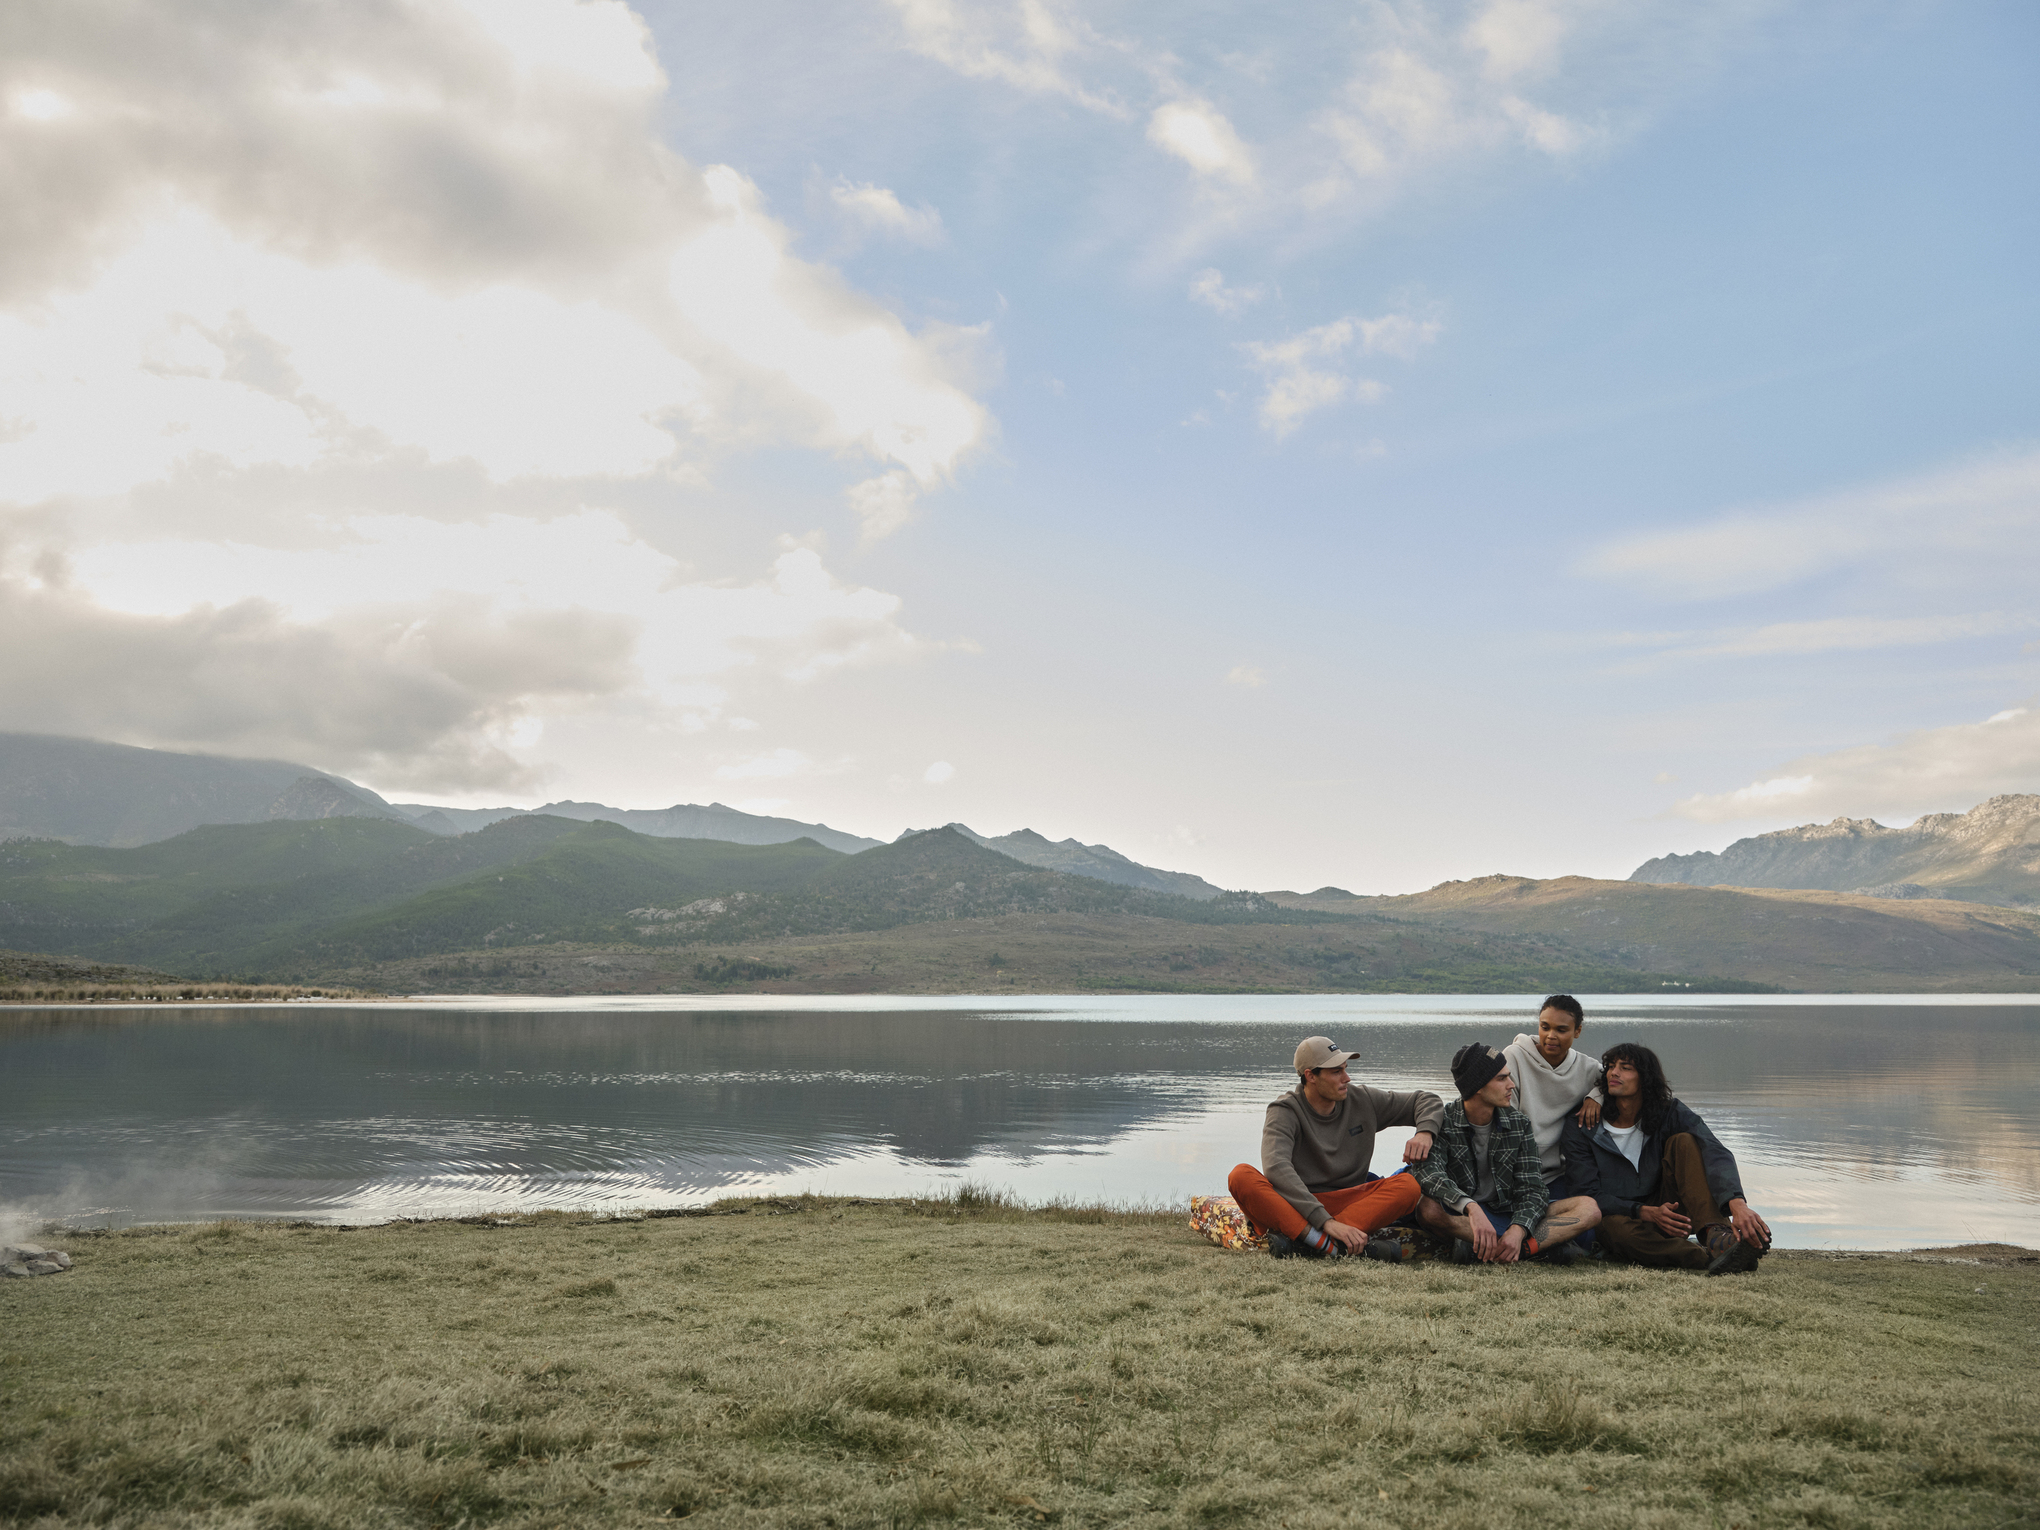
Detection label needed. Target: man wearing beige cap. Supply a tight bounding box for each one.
[1227,1036,1446,1261]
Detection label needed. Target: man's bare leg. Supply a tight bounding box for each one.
[1415,1195,1521,1261]
[1530,1195,1601,1250]
[1416,1195,1477,1242]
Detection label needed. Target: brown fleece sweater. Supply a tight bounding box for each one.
[1259,1081,1447,1229]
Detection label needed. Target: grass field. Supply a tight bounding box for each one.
[3,1199,2034,1529]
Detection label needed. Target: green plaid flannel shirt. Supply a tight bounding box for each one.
[1412,1100,1549,1233]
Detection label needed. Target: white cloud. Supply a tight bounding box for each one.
[0,0,992,790]
[828,178,946,246]
[1465,0,1573,83]
[881,2,1749,246]
[1226,664,1266,687]
[4,514,923,789]
[0,211,704,498]
[923,760,956,784]
[670,168,987,485]
[1309,6,1608,206]
[884,0,1127,115]
[1581,450,2040,600]
[1189,268,1264,316]
[60,515,915,684]
[0,1,991,500]
[1241,312,1439,437]
[847,470,921,539]
[1642,613,2037,662]
[0,571,636,794]
[12,88,74,123]
[1147,100,1256,185]
[715,747,814,781]
[1671,706,2040,825]
[1500,93,1591,155]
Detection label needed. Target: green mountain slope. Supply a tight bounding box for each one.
[257,822,846,972]
[0,818,437,955]
[0,814,842,974]
[1,818,1770,993]
[617,828,1317,946]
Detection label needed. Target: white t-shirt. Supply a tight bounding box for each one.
[1605,1120,1646,1172]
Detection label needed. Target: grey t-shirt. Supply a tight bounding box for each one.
[1605,1120,1646,1173]
[1470,1120,1495,1203]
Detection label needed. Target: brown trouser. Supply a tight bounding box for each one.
[1597,1133,1728,1270]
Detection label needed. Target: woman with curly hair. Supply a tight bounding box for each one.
[1559,1041,1772,1274]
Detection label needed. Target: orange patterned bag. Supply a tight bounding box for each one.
[1188,1194,1267,1252]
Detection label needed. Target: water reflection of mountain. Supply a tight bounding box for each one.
[5,1003,2037,1222]
[9,1010,1310,1185]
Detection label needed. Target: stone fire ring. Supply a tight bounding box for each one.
[2,1244,73,1277]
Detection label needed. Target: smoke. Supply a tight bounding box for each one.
[0,1201,43,1248]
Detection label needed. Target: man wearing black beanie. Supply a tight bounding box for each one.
[1412,1042,1603,1263]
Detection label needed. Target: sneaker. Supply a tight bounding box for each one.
[1539,1241,1589,1266]
[1450,1237,1476,1265]
[1703,1224,1765,1276]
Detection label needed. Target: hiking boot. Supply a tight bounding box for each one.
[1359,1234,1408,1265]
[1703,1223,1765,1276]
[1268,1231,1340,1260]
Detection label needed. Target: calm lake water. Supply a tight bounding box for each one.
[4,994,2037,1249]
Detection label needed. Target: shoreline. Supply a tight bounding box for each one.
[10,988,2040,1010]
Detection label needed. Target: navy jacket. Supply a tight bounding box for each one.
[1558,1098,1745,1220]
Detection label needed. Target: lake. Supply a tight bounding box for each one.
[4,993,2037,1249]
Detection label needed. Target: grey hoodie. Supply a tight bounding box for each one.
[1259,1080,1446,1230]
[1501,1031,1605,1183]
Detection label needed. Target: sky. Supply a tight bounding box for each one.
[2,0,2036,894]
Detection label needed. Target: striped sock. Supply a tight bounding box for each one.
[1301,1226,1335,1254]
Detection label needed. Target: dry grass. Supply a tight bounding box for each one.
[2,1197,2035,1529]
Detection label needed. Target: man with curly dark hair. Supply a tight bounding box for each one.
[1559,1041,1771,1274]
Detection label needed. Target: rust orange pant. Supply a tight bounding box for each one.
[1227,1164,1423,1240]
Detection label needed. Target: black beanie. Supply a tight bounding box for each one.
[1451,1042,1507,1100]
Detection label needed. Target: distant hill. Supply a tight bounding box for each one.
[0,818,1753,995]
[0,735,1236,906]
[0,814,843,976]
[929,823,1223,900]
[0,733,409,846]
[0,731,884,856]
[394,798,883,855]
[1271,874,2040,992]
[1631,794,2040,908]
[274,827,1287,972]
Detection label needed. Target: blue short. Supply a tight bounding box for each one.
[1539,1173,1596,1251]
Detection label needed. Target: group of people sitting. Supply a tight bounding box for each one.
[1226,994,1772,1274]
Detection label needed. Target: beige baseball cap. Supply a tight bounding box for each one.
[1294,1036,1358,1073]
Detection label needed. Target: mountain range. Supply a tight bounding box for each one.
[6,731,2040,994]
[923,824,1222,900]
[0,733,1198,894]
[0,814,1722,995]
[1630,795,2040,908]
